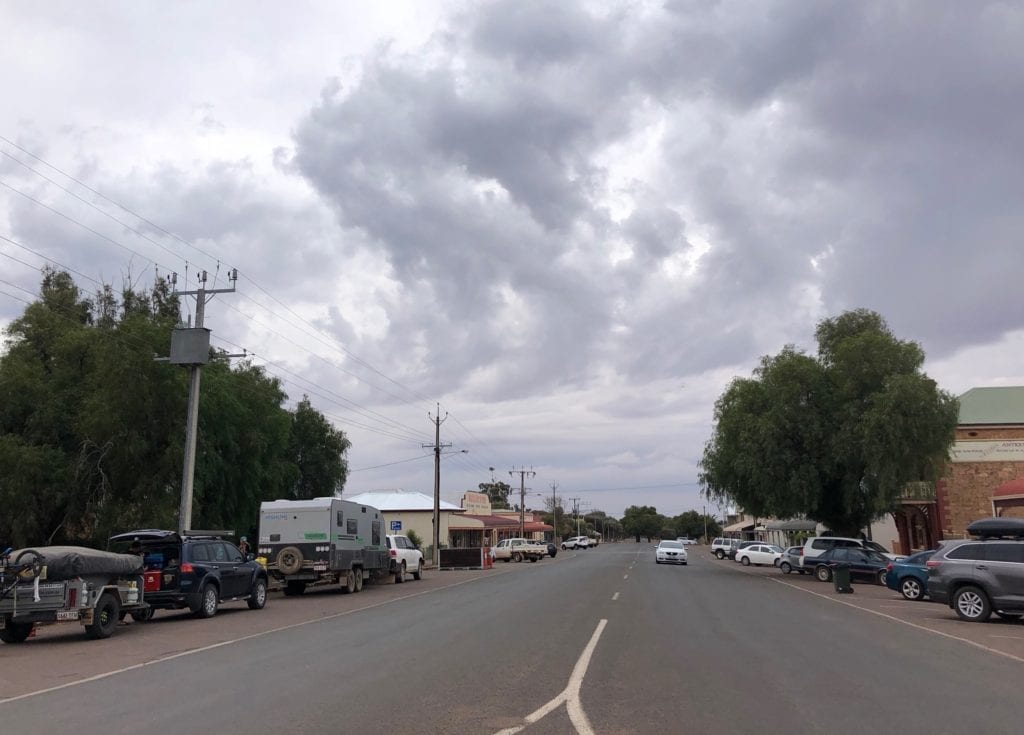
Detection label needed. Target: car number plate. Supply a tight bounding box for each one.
[313,563,327,571]
[57,610,80,621]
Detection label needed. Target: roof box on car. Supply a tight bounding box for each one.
[966,517,1024,538]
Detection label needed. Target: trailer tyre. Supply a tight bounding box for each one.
[276,546,304,575]
[354,568,364,592]
[0,621,33,644]
[343,569,357,594]
[85,593,120,639]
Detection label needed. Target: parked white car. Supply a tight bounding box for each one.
[655,540,688,565]
[386,534,424,583]
[561,536,590,550]
[734,543,784,567]
[676,537,699,546]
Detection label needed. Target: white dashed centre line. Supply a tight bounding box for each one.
[612,592,619,601]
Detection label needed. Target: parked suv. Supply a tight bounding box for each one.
[562,536,590,550]
[109,530,268,619]
[386,534,424,583]
[927,518,1024,623]
[801,536,901,568]
[711,538,740,559]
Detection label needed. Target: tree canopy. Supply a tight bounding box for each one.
[699,309,958,536]
[621,505,664,540]
[0,269,351,548]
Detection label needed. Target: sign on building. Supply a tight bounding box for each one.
[390,520,402,531]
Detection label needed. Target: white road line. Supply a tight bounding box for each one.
[770,577,1024,665]
[623,574,629,580]
[990,635,1024,640]
[0,574,496,706]
[612,592,620,601]
[493,619,607,735]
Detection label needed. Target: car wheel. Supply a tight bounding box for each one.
[899,577,923,601]
[130,607,154,622]
[780,561,792,574]
[0,621,34,644]
[512,552,523,563]
[954,585,991,622]
[815,565,832,582]
[715,550,725,559]
[396,561,406,584]
[995,611,1023,621]
[248,578,268,610]
[877,569,888,586]
[412,560,423,581]
[740,556,750,566]
[655,559,661,564]
[192,583,219,619]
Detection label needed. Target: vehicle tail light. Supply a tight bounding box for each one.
[925,559,942,569]
[180,562,194,573]
[886,563,893,571]
[389,550,397,557]
[68,588,77,607]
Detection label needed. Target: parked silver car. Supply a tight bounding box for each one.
[778,546,807,574]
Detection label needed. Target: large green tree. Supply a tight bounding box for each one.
[621,505,665,541]
[699,309,958,537]
[478,480,512,509]
[670,510,721,541]
[286,396,350,500]
[0,269,354,547]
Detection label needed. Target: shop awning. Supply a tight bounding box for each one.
[765,519,818,532]
[723,520,755,533]
[523,522,553,532]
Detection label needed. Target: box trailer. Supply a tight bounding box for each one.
[258,498,389,595]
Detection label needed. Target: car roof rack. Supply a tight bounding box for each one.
[966,518,1024,539]
[182,529,235,539]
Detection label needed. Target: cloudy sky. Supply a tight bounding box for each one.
[2,1,1023,519]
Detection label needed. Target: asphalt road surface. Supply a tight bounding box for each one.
[3,544,1023,734]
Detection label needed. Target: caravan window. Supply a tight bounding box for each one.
[347,518,358,534]
[372,520,382,546]
[336,510,344,527]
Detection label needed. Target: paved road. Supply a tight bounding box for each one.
[2,544,1023,734]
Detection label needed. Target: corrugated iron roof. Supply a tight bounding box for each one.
[958,386,1024,425]
[345,489,464,512]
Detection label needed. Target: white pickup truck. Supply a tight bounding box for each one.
[491,538,547,563]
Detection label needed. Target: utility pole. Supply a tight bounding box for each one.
[423,405,450,568]
[170,269,237,534]
[550,481,558,542]
[571,498,581,537]
[510,467,536,538]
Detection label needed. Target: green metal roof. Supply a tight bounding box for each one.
[958,387,1024,425]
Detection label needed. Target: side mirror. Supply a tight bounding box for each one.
[246,553,255,562]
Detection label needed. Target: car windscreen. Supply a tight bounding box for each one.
[660,541,683,549]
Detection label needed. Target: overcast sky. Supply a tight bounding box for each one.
[2,1,1023,520]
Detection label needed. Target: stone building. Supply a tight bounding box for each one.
[893,386,1024,553]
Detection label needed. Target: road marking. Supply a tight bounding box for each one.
[990,635,1024,640]
[493,619,607,735]
[0,573,498,705]
[770,577,1024,665]
[612,592,619,601]
[623,574,629,580]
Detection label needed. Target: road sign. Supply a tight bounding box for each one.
[390,520,402,531]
